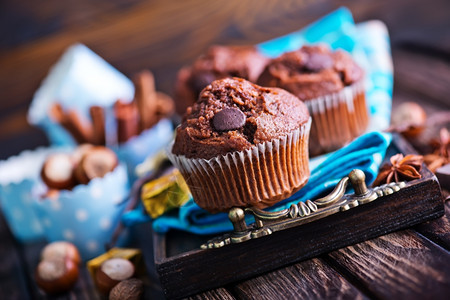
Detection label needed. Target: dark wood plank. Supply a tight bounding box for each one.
[415,200,450,251]
[0,213,32,300]
[393,49,450,110]
[186,288,236,300]
[231,258,367,300]
[326,230,450,300]
[0,0,146,51]
[128,222,166,300]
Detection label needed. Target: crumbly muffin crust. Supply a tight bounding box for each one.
[172,78,309,159]
[257,44,363,100]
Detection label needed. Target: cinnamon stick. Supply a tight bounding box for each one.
[50,103,93,144]
[63,109,94,144]
[134,70,157,132]
[49,103,65,123]
[115,100,139,144]
[156,92,175,117]
[89,106,106,145]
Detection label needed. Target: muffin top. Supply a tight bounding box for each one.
[172,78,309,159]
[174,45,268,114]
[257,45,364,100]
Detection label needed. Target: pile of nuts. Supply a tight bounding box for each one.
[35,243,144,299]
[35,241,81,294]
[41,145,118,193]
[95,257,143,299]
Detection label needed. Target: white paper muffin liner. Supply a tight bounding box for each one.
[306,79,368,156]
[167,118,311,213]
[33,164,129,260]
[0,147,71,242]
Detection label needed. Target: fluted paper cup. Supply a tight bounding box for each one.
[0,147,71,242]
[167,118,311,213]
[33,164,129,260]
[307,80,368,156]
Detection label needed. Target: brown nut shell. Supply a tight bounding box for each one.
[74,146,118,184]
[41,153,76,190]
[95,258,135,294]
[35,258,79,295]
[109,278,144,300]
[41,241,81,266]
[391,102,427,138]
[72,144,94,166]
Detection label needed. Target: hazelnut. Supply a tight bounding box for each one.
[41,241,81,266]
[35,258,79,294]
[109,278,144,300]
[391,102,427,138]
[71,144,93,166]
[74,146,118,184]
[41,153,76,190]
[95,258,135,294]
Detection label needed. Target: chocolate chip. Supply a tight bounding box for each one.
[212,108,246,131]
[304,53,333,72]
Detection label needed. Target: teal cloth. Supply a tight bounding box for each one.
[151,132,391,234]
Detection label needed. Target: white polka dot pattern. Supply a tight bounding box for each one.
[99,218,111,230]
[90,186,103,199]
[75,209,88,222]
[63,229,75,240]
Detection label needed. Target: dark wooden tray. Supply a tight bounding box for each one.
[153,135,445,299]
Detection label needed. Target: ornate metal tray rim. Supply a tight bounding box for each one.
[201,169,408,249]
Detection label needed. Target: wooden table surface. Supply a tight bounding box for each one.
[1,0,449,299]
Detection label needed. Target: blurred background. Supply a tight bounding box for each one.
[1,0,449,159]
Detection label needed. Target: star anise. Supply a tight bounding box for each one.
[372,153,423,187]
[424,127,449,173]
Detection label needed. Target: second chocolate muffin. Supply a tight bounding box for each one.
[258,44,368,156]
[174,45,268,115]
[169,78,311,213]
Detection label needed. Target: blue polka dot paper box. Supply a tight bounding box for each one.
[0,147,70,243]
[27,43,174,180]
[27,44,135,147]
[33,163,129,260]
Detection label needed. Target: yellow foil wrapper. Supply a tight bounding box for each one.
[141,169,190,218]
[86,247,144,280]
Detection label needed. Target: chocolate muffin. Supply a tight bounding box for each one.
[169,78,311,213]
[258,44,368,156]
[174,45,268,115]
